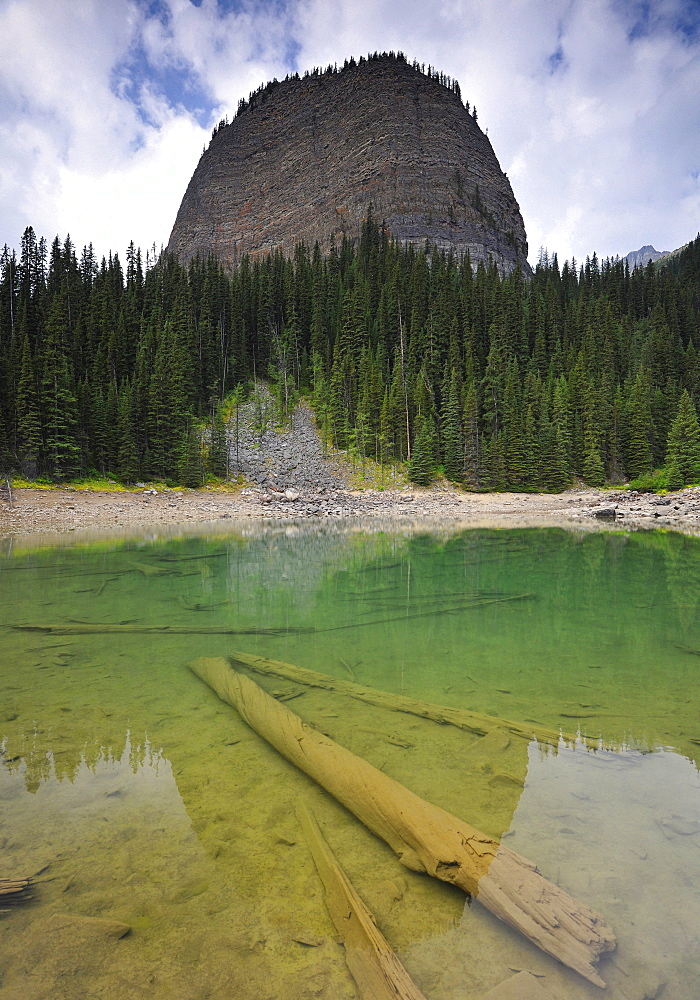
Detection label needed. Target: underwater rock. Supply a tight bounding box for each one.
[481,970,554,999]
[656,814,700,837]
[47,912,131,938]
[487,772,525,788]
[291,932,324,947]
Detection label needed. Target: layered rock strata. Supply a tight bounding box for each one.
[168,55,530,273]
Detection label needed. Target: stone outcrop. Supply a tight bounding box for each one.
[168,54,530,273]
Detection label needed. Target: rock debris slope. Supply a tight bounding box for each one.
[228,389,349,492]
[168,54,530,273]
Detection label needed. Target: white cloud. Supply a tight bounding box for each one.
[0,0,697,264]
[55,113,206,260]
[0,0,146,254]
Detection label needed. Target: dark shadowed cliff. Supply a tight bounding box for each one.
[168,54,530,273]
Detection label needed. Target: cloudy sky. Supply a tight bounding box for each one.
[0,0,698,266]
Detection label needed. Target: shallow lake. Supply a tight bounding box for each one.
[1,522,699,1000]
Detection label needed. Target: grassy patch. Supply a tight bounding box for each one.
[10,475,57,490]
[337,452,410,490]
[9,472,251,494]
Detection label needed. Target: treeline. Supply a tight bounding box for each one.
[1,219,699,490]
[211,51,468,140]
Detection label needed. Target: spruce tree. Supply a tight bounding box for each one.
[408,416,437,485]
[552,422,573,491]
[41,295,81,479]
[208,403,229,478]
[0,412,9,474]
[483,430,507,489]
[551,377,572,477]
[178,423,204,488]
[441,369,463,481]
[539,408,570,492]
[386,357,410,461]
[582,431,605,487]
[502,357,526,487]
[581,376,605,487]
[462,380,481,487]
[523,405,541,490]
[117,383,140,484]
[625,370,653,479]
[15,331,42,479]
[105,380,120,471]
[328,351,350,449]
[89,385,110,474]
[665,390,700,485]
[607,386,626,483]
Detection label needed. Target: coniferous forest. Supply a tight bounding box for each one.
[1,219,699,491]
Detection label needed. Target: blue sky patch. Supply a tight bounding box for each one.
[616,0,700,43]
[112,39,214,127]
[548,44,566,74]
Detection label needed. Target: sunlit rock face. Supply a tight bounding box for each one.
[168,54,530,274]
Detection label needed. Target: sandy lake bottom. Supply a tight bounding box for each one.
[1,522,699,1000]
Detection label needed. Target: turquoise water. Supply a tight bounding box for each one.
[0,523,699,999]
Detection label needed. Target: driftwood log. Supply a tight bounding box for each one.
[228,650,596,750]
[297,802,429,1000]
[189,657,615,987]
[0,877,32,905]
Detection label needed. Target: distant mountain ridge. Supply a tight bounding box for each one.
[623,245,671,269]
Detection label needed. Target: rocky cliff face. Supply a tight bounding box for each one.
[168,54,530,273]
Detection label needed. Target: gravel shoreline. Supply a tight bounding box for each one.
[2,482,700,545]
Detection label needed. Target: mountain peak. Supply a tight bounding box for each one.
[167,53,530,274]
[623,245,671,268]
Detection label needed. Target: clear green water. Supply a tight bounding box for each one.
[1,523,699,1000]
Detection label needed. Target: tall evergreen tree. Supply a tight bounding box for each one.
[625,370,653,479]
[208,403,229,478]
[178,423,205,488]
[462,379,481,487]
[117,382,139,484]
[408,415,438,486]
[15,330,42,478]
[441,369,463,481]
[41,294,81,478]
[523,404,541,491]
[665,390,700,486]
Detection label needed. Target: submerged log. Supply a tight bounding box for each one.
[9,624,314,636]
[674,643,700,657]
[321,593,536,632]
[297,802,429,1000]
[190,657,616,987]
[228,650,595,750]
